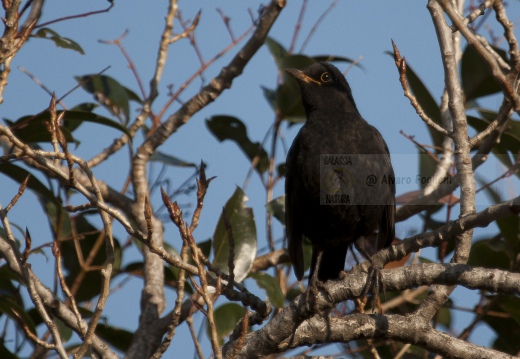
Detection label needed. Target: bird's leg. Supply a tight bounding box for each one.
[305,250,323,310]
[355,237,385,312]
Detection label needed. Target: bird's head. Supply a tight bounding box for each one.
[285,62,358,115]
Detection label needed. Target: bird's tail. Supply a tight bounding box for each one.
[308,241,350,285]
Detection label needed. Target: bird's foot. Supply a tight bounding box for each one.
[305,251,325,312]
[360,260,385,313]
[355,237,386,313]
[355,296,367,314]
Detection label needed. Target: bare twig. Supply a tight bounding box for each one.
[441,0,520,110]
[18,67,68,109]
[217,8,235,41]
[300,0,338,52]
[171,10,201,44]
[155,21,255,122]
[3,174,29,213]
[288,0,307,54]
[392,40,451,137]
[99,30,147,100]
[35,2,114,29]
[250,248,289,273]
[229,309,249,358]
[187,315,205,359]
[449,0,494,32]
[150,204,190,359]
[190,161,215,232]
[492,0,520,71]
[52,240,87,338]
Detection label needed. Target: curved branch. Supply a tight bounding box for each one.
[223,261,520,358]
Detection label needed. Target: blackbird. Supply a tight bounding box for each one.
[285,62,395,284]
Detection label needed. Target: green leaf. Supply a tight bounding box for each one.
[212,187,257,282]
[150,151,197,167]
[40,197,72,240]
[7,112,76,144]
[461,45,506,102]
[0,163,58,205]
[266,195,285,225]
[75,74,142,121]
[32,28,84,54]
[265,37,288,70]
[386,52,443,150]
[468,114,520,178]
[418,149,438,190]
[0,296,37,335]
[475,110,520,151]
[468,239,511,270]
[261,86,276,111]
[277,162,286,177]
[206,116,269,174]
[286,286,304,301]
[63,110,133,138]
[499,295,520,326]
[313,55,365,71]
[278,54,316,123]
[54,317,73,343]
[436,305,452,329]
[60,214,122,302]
[405,63,443,150]
[484,296,520,354]
[475,174,502,204]
[496,215,520,254]
[207,303,246,345]
[0,342,18,359]
[9,110,132,143]
[249,272,284,308]
[96,324,133,352]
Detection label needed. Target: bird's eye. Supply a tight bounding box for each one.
[320,72,332,82]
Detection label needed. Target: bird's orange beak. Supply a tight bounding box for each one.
[285,68,321,85]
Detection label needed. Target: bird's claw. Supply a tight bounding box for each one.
[360,262,385,313]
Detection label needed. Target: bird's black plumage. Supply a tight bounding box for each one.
[285,62,395,284]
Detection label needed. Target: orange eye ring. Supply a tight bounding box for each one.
[320,72,332,82]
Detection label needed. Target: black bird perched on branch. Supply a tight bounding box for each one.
[285,62,395,285]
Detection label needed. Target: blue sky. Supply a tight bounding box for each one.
[2,0,519,356]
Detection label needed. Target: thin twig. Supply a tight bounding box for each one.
[449,0,494,32]
[288,0,307,54]
[441,0,520,110]
[52,240,87,338]
[35,3,114,29]
[190,161,215,232]
[392,40,451,137]
[99,30,148,100]
[492,0,520,71]
[18,67,68,109]
[229,309,249,359]
[300,0,338,52]
[155,21,256,122]
[216,8,235,41]
[3,174,29,213]
[186,315,205,359]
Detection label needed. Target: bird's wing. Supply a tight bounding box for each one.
[370,126,396,249]
[285,138,305,281]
